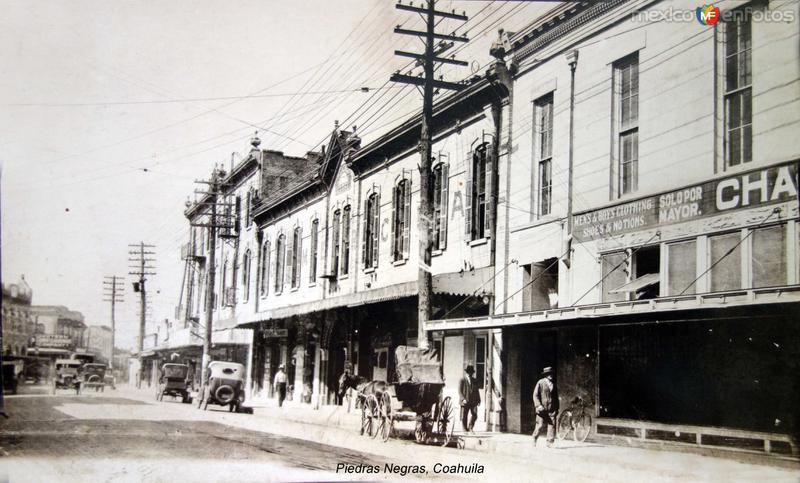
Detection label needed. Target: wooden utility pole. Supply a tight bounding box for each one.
[190,166,235,384]
[102,275,125,370]
[129,242,156,387]
[391,0,468,349]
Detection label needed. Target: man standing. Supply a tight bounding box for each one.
[274,364,287,408]
[459,365,480,433]
[533,366,559,446]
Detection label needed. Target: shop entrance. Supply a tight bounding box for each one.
[509,327,557,434]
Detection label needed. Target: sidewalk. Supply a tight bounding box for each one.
[113,384,799,481]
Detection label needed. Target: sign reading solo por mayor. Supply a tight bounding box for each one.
[573,161,799,242]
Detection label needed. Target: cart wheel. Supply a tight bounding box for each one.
[367,394,380,439]
[379,392,393,442]
[360,395,375,437]
[437,396,455,447]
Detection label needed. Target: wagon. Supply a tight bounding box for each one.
[358,346,455,445]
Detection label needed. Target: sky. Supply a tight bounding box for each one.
[1,0,549,351]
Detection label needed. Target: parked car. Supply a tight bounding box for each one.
[197,361,250,413]
[53,359,82,394]
[82,363,107,392]
[156,363,192,403]
[2,359,24,394]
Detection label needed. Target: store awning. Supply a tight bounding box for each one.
[433,266,495,297]
[240,281,418,327]
[27,347,70,356]
[608,273,660,294]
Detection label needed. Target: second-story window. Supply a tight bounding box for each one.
[290,226,302,288]
[242,249,251,302]
[614,52,639,196]
[432,161,449,251]
[332,210,341,275]
[309,218,319,283]
[363,192,380,269]
[724,12,752,167]
[534,93,554,216]
[341,206,351,275]
[466,144,493,241]
[275,234,285,294]
[221,259,229,306]
[259,238,270,297]
[392,178,411,261]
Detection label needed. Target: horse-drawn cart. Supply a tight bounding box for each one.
[354,346,455,445]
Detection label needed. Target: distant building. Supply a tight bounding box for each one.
[27,305,86,360]
[1,275,34,356]
[86,325,113,364]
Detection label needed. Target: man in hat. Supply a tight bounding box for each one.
[532,366,559,446]
[274,364,288,408]
[459,365,481,432]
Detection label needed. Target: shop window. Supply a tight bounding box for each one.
[522,258,559,311]
[667,240,697,295]
[534,93,554,217]
[601,252,628,303]
[751,225,787,288]
[633,245,660,300]
[475,336,486,390]
[709,232,742,292]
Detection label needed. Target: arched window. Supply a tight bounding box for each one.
[309,219,319,283]
[466,144,494,241]
[290,226,302,288]
[275,234,286,293]
[242,249,251,302]
[392,178,411,261]
[332,210,341,275]
[363,192,380,269]
[260,239,270,297]
[432,159,449,251]
[341,205,351,275]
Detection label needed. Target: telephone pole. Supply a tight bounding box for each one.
[391,0,468,349]
[129,242,156,387]
[102,275,125,371]
[190,165,235,384]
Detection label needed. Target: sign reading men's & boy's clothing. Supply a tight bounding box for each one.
[573,161,799,242]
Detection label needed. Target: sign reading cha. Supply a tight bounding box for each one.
[574,161,798,242]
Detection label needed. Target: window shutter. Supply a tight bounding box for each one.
[391,187,397,259]
[372,193,380,268]
[403,180,411,259]
[362,198,369,269]
[296,227,303,285]
[440,163,449,250]
[465,151,473,239]
[485,146,495,239]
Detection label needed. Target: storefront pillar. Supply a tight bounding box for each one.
[487,328,505,431]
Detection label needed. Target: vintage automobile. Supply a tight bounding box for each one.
[2,359,24,395]
[197,361,250,413]
[82,363,107,392]
[53,359,83,394]
[156,363,192,403]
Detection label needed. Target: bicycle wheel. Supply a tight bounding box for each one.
[573,412,592,442]
[556,411,573,441]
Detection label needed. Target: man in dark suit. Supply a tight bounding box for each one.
[459,365,481,432]
[533,366,559,446]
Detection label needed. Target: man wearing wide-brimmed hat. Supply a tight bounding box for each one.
[532,366,559,446]
[274,364,288,408]
[459,365,481,432]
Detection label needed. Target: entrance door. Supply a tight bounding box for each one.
[520,330,557,433]
[373,348,388,382]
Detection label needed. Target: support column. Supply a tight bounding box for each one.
[488,328,505,431]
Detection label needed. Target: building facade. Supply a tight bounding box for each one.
[427,0,800,444]
[1,276,34,356]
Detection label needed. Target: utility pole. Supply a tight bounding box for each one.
[102,275,125,371]
[129,242,156,388]
[190,166,234,385]
[391,0,468,349]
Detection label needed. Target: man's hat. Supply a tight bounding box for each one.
[279,364,285,370]
[464,365,475,374]
[541,366,554,375]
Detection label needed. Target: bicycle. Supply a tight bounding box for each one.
[557,396,593,442]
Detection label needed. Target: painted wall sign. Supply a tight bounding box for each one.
[32,334,72,348]
[263,328,288,338]
[573,161,798,241]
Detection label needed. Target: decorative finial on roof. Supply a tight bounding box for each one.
[251,131,261,148]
